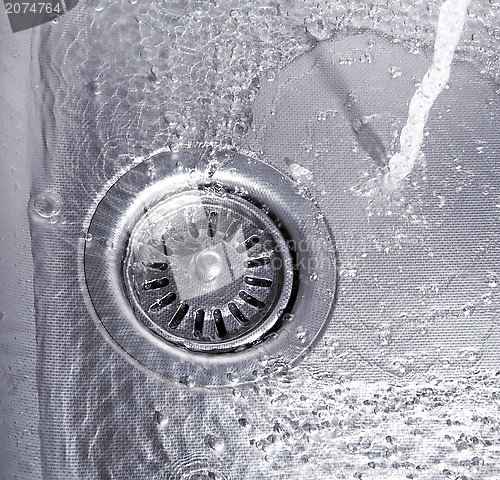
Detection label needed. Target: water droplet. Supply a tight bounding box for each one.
[33,192,62,219]
[436,194,446,207]
[304,16,335,41]
[378,328,392,346]
[296,326,307,344]
[388,65,403,78]
[89,80,101,95]
[180,375,195,387]
[289,163,313,184]
[238,418,250,428]
[265,70,276,82]
[486,273,498,288]
[359,52,373,63]
[460,348,480,364]
[206,434,225,453]
[462,304,475,316]
[153,410,169,429]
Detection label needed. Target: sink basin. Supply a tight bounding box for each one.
[1,1,500,479]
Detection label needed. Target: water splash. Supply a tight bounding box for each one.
[388,0,472,184]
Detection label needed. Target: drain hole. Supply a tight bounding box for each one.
[142,277,170,290]
[143,262,169,271]
[169,303,189,329]
[244,256,270,268]
[148,239,174,256]
[150,292,176,311]
[213,309,227,338]
[239,291,265,310]
[163,243,174,256]
[228,302,249,326]
[244,276,272,288]
[223,220,241,242]
[207,211,218,238]
[194,309,205,338]
[236,235,259,253]
[122,185,300,352]
[188,222,199,239]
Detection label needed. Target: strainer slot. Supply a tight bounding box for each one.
[243,276,273,288]
[207,211,218,238]
[228,302,249,326]
[150,292,176,311]
[223,220,241,242]
[244,257,270,268]
[239,291,265,310]
[193,309,205,338]
[169,303,189,329]
[213,309,227,338]
[236,235,260,253]
[142,277,169,290]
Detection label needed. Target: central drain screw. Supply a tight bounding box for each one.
[194,250,223,282]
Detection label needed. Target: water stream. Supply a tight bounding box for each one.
[388,0,472,184]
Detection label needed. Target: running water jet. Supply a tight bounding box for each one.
[387,0,472,184]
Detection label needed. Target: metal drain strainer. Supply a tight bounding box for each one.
[124,189,294,352]
[81,149,336,388]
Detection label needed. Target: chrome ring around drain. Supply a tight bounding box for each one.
[123,189,294,353]
[81,148,337,388]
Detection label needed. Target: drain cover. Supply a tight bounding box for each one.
[124,189,294,352]
[81,148,336,388]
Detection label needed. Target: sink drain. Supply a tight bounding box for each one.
[81,148,336,388]
[124,189,294,352]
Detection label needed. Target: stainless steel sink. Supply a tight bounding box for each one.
[1,1,500,479]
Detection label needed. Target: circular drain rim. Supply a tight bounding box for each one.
[122,188,295,353]
[81,148,337,388]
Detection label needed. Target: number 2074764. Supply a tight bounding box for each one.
[5,2,62,14]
